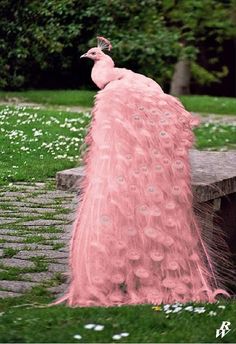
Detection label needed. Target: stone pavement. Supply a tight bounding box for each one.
[0,180,79,299]
[193,112,236,125]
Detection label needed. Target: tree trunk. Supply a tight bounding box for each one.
[170,58,191,96]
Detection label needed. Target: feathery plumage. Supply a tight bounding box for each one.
[50,37,235,307]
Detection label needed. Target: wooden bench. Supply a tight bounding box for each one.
[56,149,236,291]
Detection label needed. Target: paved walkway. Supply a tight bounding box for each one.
[0,180,79,298]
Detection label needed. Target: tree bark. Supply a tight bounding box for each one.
[170,58,191,95]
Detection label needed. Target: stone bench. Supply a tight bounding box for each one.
[56,149,236,292]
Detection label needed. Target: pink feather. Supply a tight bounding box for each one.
[49,38,235,307]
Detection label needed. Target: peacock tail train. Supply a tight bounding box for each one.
[49,79,235,307]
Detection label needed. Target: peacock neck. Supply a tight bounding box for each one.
[91,56,116,89]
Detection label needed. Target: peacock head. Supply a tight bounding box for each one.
[80,36,112,62]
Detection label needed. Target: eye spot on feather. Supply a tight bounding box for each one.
[116,240,126,250]
[138,204,149,214]
[100,215,111,224]
[163,139,172,147]
[173,160,184,170]
[138,106,144,110]
[130,184,137,191]
[144,226,158,239]
[171,185,182,196]
[165,217,176,228]
[167,261,179,270]
[162,236,174,248]
[176,147,187,157]
[116,175,125,183]
[162,278,176,289]
[149,120,155,125]
[134,267,149,278]
[150,206,161,216]
[147,185,156,193]
[165,201,176,211]
[141,165,148,172]
[149,251,164,262]
[126,154,132,160]
[155,164,163,173]
[164,112,171,116]
[133,114,140,120]
[159,118,167,125]
[162,158,170,165]
[128,249,141,260]
[159,130,168,137]
[133,169,140,175]
[127,227,137,236]
[152,149,160,156]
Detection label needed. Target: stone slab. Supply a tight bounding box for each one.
[14,207,58,213]
[48,263,67,273]
[15,250,68,260]
[20,219,66,226]
[0,235,29,242]
[0,280,37,293]
[56,150,236,203]
[0,258,34,269]
[0,218,21,224]
[0,242,53,250]
[20,272,55,282]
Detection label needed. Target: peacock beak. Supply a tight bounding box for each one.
[80,53,88,58]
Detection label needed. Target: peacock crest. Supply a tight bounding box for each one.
[97,36,112,51]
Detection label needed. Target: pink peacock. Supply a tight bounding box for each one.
[49,36,235,307]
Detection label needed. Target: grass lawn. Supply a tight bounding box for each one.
[0,90,95,108]
[0,105,91,186]
[0,90,236,114]
[180,95,236,115]
[0,290,235,343]
[0,104,235,186]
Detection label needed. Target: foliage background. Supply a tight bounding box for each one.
[0,0,236,94]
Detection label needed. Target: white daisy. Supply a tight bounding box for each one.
[209,311,217,316]
[120,333,129,337]
[112,334,122,340]
[94,325,104,331]
[74,334,82,340]
[84,323,96,329]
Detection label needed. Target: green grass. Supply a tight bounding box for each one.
[179,95,236,115]
[2,248,19,258]
[0,90,95,108]
[194,123,236,150]
[0,292,235,343]
[0,105,91,186]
